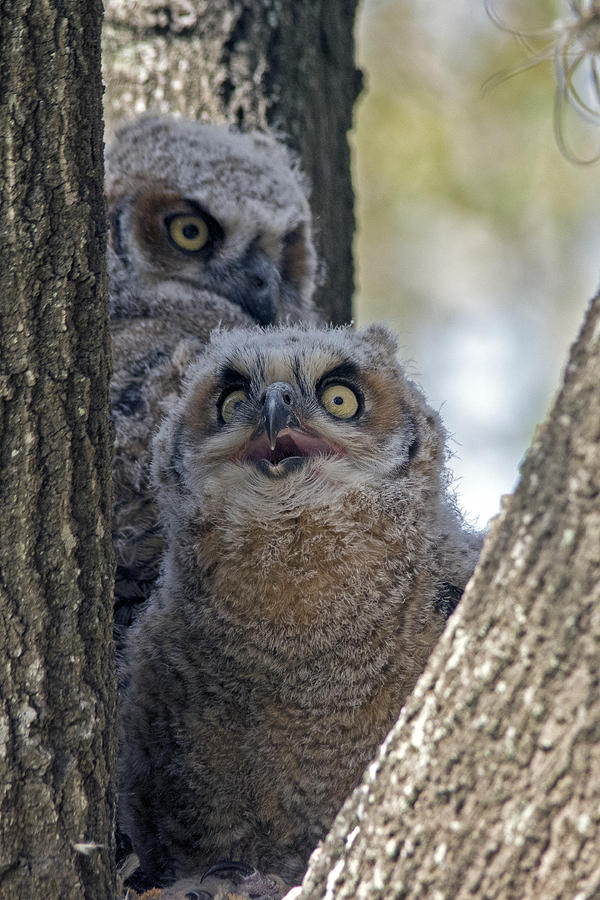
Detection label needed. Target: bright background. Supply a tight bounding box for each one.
[353,0,599,526]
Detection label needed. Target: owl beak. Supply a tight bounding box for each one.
[234,248,281,326]
[261,383,300,450]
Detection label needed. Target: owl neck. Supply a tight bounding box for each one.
[174,484,436,642]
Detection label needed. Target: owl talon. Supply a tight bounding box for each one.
[159,870,289,900]
[201,860,257,881]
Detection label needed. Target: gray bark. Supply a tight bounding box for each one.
[292,292,600,898]
[102,0,361,325]
[0,2,115,898]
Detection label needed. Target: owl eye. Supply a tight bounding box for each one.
[167,214,209,252]
[320,384,359,419]
[220,389,248,423]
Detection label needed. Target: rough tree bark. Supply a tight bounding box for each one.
[0,2,115,899]
[291,292,600,898]
[102,0,361,325]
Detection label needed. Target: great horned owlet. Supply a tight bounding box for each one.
[105,116,319,626]
[118,323,482,887]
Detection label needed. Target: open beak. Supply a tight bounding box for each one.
[239,382,343,477]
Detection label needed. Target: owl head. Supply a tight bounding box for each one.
[152,323,448,527]
[105,116,319,326]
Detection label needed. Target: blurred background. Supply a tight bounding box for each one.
[353,0,600,526]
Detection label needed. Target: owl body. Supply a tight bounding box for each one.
[119,324,482,885]
[105,116,319,622]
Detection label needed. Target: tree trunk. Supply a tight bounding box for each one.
[0,2,115,898]
[102,0,360,325]
[289,292,600,898]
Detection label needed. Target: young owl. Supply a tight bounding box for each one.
[105,116,319,626]
[118,323,482,887]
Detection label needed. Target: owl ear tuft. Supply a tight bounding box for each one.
[358,323,398,364]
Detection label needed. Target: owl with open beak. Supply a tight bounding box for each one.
[118,323,482,887]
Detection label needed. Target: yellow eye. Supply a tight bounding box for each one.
[167,214,209,252]
[220,389,248,423]
[320,384,359,419]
